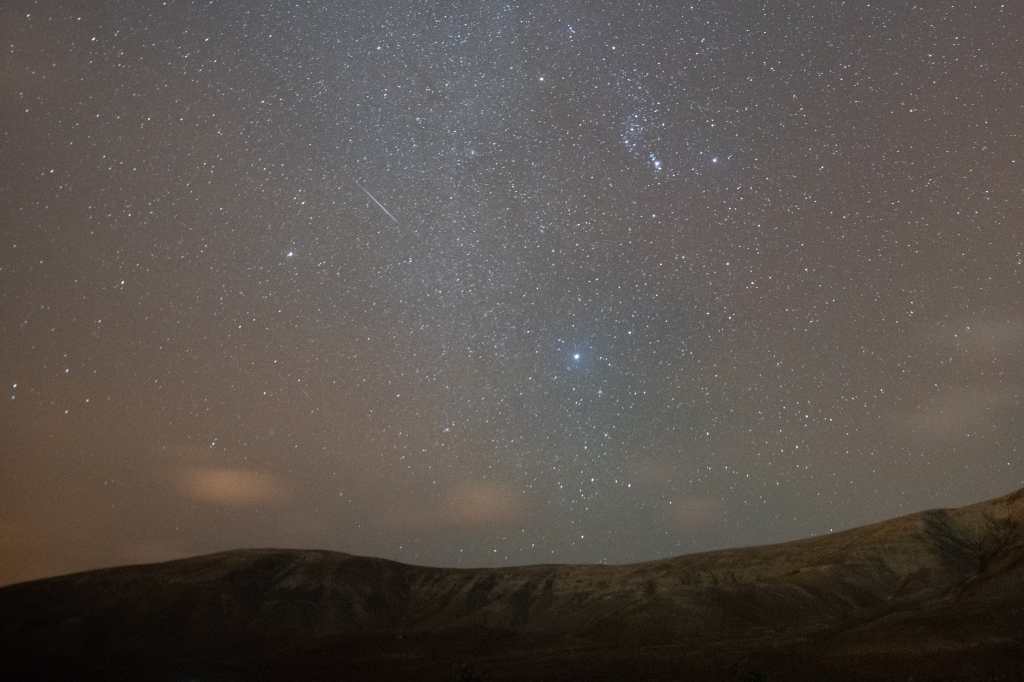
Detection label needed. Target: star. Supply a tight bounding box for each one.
[3,0,1018,581]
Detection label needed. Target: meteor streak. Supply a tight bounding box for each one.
[355,181,399,224]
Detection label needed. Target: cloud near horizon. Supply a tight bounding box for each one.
[375,479,527,531]
[931,317,1024,357]
[445,480,525,527]
[898,385,1019,441]
[668,496,725,530]
[177,467,292,507]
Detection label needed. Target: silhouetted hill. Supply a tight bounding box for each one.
[3,488,1023,681]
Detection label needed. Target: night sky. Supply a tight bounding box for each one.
[2,1,1023,586]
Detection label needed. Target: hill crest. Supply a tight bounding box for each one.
[2,487,1023,681]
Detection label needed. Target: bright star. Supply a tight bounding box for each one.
[573,353,581,361]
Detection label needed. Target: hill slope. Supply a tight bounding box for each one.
[3,488,1024,681]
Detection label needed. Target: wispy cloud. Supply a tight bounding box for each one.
[177,467,291,507]
[444,480,524,526]
[900,385,1018,440]
[377,479,527,530]
[668,495,725,530]
[932,317,1024,357]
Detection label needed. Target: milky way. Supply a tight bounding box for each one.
[2,1,1023,584]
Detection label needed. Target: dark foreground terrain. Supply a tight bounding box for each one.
[3,489,1024,681]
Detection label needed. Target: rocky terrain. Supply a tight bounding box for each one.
[2,488,1023,681]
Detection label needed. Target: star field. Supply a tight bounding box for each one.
[2,1,1023,584]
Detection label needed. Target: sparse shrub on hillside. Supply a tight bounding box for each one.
[740,672,769,682]
[977,511,1017,571]
[452,662,488,681]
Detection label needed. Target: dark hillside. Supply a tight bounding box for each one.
[3,488,1023,681]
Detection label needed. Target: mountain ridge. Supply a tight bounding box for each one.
[3,487,1023,681]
